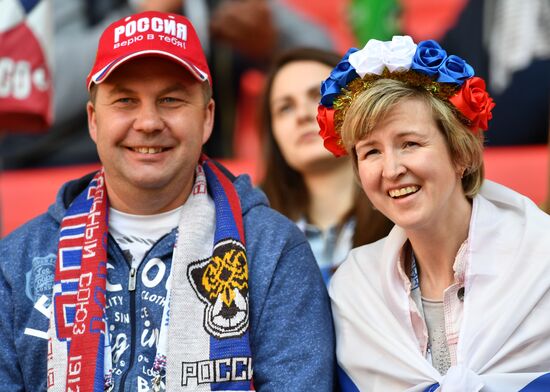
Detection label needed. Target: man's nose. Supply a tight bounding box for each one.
[133,102,164,133]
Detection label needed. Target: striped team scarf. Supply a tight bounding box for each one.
[48,170,111,392]
[48,158,253,391]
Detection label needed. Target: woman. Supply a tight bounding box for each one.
[260,48,393,283]
[318,36,550,390]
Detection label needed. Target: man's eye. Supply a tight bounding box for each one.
[160,97,179,103]
[115,97,133,104]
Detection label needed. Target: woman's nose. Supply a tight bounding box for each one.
[296,99,315,124]
[382,152,406,180]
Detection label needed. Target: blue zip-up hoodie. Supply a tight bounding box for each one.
[0,165,335,391]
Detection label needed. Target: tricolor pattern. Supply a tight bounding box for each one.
[50,171,110,392]
[317,36,495,157]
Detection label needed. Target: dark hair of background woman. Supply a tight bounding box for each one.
[259,47,393,247]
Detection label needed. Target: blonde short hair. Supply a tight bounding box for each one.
[341,79,485,198]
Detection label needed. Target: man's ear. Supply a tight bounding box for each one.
[87,101,98,144]
[202,98,215,145]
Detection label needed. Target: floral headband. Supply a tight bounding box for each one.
[317,36,495,157]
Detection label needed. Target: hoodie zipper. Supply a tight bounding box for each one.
[128,267,137,291]
[118,267,137,392]
[115,232,171,392]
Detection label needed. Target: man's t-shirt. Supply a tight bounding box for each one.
[109,206,183,268]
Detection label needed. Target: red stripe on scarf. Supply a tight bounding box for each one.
[64,172,109,392]
[203,159,246,244]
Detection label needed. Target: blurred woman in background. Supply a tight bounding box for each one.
[260,48,393,283]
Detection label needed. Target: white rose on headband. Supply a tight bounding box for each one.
[349,35,417,77]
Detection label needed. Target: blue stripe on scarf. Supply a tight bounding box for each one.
[64,306,76,325]
[338,365,360,392]
[59,226,86,237]
[61,281,78,292]
[203,162,241,243]
[203,162,252,390]
[209,335,253,391]
[59,248,83,268]
[519,373,550,391]
[66,178,98,217]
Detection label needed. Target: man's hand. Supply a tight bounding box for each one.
[133,0,183,14]
[210,0,277,61]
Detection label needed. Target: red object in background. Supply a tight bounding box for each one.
[282,0,357,53]
[483,146,548,205]
[400,0,468,41]
[233,69,265,174]
[0,7,53,131]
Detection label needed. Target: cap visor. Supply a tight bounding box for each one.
[88,50,209,90]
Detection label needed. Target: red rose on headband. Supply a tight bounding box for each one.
[449,76,495,131]
[317,105,347,157]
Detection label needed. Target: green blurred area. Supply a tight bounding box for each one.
[350,0,401,44]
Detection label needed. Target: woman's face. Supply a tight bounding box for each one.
[355,98,468,233]
[270,60,335,173]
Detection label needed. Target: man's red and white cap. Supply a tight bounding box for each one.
[86,11,211,90]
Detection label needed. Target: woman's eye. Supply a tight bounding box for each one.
[404,141,419,148]
[276,104,293,115]
[358,149,379,160]
[366,149,380,157]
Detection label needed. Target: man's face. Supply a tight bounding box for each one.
[87,57,214,213]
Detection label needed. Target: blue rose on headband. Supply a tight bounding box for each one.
[320,48,359,107]
[437,55,474,85]
[411,40,447,77]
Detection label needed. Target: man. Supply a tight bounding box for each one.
[0,11,335,391]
